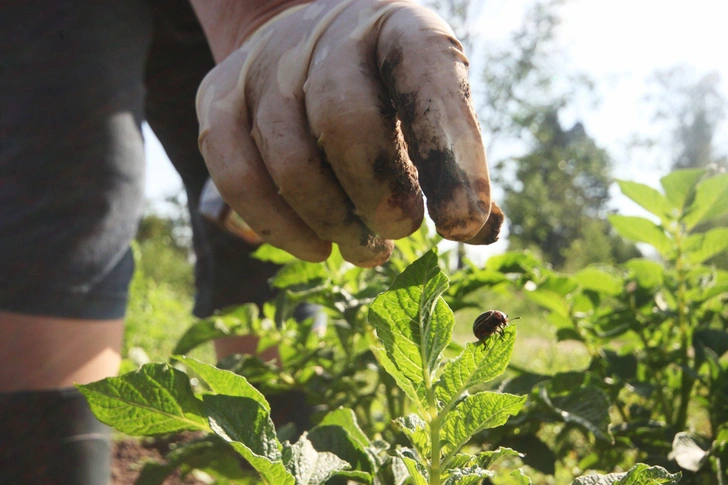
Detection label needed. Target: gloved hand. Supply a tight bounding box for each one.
[196,0,503,267]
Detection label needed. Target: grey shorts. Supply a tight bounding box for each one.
[0,0,278,319]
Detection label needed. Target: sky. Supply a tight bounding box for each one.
[143,0,728,255]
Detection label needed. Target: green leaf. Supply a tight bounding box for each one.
[173,304,258,355]
[575,267,623,296]
[525,288,569,317]
[625,259,664,289]
[449,269,507,299]
[683,172,728,228]
[397,450,429,485]
[77,364,207,435]
[371,346,428,414]
[540,384,612,443]
[616,180,673,221]
[308,412,373,476]
[251,244,298,264]
[442,466,493,485]
[282,434,351,485]
[172,356,269,411]
[204,394,293,485]
[509,469,533,485]
[394,414,431,459]
[539,274,580,296]
[660,168,705,211]
[618,464,682,484]
[369,250,453,385]
[315,408,371,449]
[669,432,709,472]
[272,261,329,290]
[572,472,626,484]
[475,447,524,470]
[440,392,526,456]
[435,328,516,405]
[485,252,541,273]
[608,215,672,255]
[684,227,728,264]
[572,463,681,484]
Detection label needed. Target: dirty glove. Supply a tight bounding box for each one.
[196,0,503,267]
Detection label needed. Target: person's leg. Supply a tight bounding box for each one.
[0,1,152,483]
[0,315,124,485]
[0,314,124,392]
[143,0,315,438]
[143,0,279,353]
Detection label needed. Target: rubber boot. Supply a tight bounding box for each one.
[0,387,112,485]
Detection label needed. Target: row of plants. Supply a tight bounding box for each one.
[79,168,727,484]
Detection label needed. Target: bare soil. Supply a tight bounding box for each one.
[111,433,205,485]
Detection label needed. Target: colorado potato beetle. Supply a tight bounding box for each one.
[473,310,520,343]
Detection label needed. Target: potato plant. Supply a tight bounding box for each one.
[79,242,682,484]
[448,169,727,483]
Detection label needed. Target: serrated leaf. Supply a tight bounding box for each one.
[540,384,612,443]
[173,305,258,355]
[251,244,298,264]
[616,180,673,221]
[77,364,207,435]
[625,259,664,289]
[669,432,709,472]
[435,328,516,405]
[575,267,623,296]
[441,392,526,456]
[608,215,672,256]
[282,434,350,485]
[371,346,428,414]
[394,414,431,459]
[172,356,269,411]
[684,172,728,228]
[368,250,453,386]
[204,394,293,485]
[660,168,705,211]
[272,261,329,290]
[442,465,493,484]
[684,227,728,264]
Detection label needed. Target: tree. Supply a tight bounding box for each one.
[502,108,621,268]
[647,67,728,269]
[649,66,727,170]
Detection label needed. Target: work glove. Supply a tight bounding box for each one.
[196,0,503,267]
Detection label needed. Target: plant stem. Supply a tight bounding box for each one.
[673,227,695,430]
[430,412,442,485]
[423,354,441,485]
